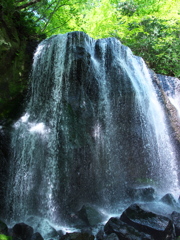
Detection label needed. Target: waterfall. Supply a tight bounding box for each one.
[157,74,180,118]
[6,32,179,224]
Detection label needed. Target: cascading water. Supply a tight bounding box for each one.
[157,74,180,118]
[6,32,180,224]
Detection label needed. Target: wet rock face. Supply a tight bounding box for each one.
[104,217,153,240]
[126,187,155,202]
[2,199,180,240]
[4,31,180,224]
[77,205,105,226]
[120,204,174,240]
[152,73,180,145]
[160,193,178,208]
[171,211,180,237]
[31,232,44,240]
[60,232,95,240]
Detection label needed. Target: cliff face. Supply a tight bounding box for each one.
[5,32,180,222]
[152,73,180,143]
[0,10,38,124]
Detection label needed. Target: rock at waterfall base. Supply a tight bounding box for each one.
[12,223,34,240]
[60,232,94,240]
[77,205,105,226]
[104,217,153,240]
[31,232,44,240]
[160,193,178,208]
[120,203,174,240]
[171,211,180,237]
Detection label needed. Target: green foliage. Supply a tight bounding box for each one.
[116,0,138,16]
[0,0,180,78]
[75,0,117,38]
[0,234,12,240]
[75,0,180,78]
[0,0,39,38]
[118,16,180,77]
[41,0,88,35]
[1,0,88,37]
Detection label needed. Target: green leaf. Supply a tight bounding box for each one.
[0,234,12,240]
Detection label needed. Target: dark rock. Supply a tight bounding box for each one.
[126,187,155,202]
[120,203,174,240]
[80,227,93,235]
[35,219,58,239]
[57,230,64,238]
[12,223,34,240]
[26,217,58,239]
[11,236,21,240]
[31,232,44,240]
[104,217,153,240]
[105,233,119,240]
[8,228,21,240]
[77,205,105,226]
[171,211,180,236]
[0,220,8,235]
[60,232,95,240]
[160,193,177,207]
[96,228,105,240]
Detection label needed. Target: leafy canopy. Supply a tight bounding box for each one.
[1,0,180,77]
[76,0,180,77]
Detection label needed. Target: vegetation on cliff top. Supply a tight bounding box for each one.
[1,0,180,77]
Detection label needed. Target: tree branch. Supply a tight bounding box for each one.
[15,0,26,3]
[44,17,73,34]
[16,0,42,10]
[41,0,66,32]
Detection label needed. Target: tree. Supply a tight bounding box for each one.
[69,0,180,77]
[112,0,180,77]
[1,0,179,77]
[1,0,88,37]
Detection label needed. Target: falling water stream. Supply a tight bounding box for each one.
[6,32,180,226]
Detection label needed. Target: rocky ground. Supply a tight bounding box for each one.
[1,187,180,240]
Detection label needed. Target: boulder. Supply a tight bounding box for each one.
[105,233,119,240]
[60,232,94,240]
[57,230,64,238]
[30,232,44,240]
[34,219,58,239]
[96,228,105,240]
[120,203,174,240]
[104,217,153,240]
[160,193,177,208]
[171,211,180,236]
[26,217,58,239]
[77,205,105,226]
[126,187,155,202]
[12,223,34,240]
